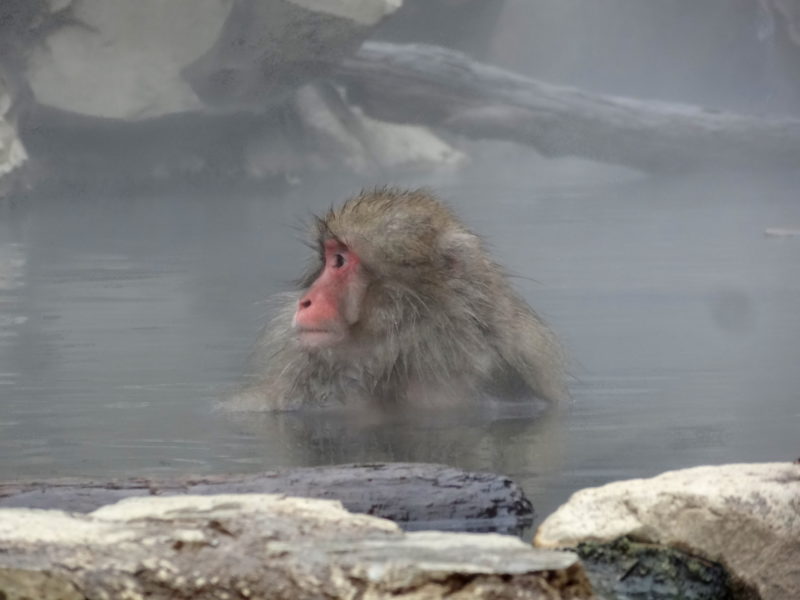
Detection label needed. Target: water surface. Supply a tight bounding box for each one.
[1,159,798,524]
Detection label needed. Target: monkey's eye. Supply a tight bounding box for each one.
[332,253,346,269]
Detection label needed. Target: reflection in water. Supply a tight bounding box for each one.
[224,401,563,472]
[1,162,799,528]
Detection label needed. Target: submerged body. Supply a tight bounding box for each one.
[234,188,567,411]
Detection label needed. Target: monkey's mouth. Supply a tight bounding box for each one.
[295,327,345,348]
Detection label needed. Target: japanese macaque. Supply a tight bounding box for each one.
[232,188,567,411]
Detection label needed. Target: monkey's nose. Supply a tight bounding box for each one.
[299,298,312,310]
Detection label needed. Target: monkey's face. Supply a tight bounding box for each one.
[292,238,368,349]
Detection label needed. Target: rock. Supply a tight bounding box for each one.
[336,42,800,173]
[27,0,230,119]
[0,77,27,194]
[0,119,26,179]
[353,105,467,170]
[0,494,592,599]
[535,462,800,600]
[25,0,400,119]
[252,81,465,175]
[180,0,400,113]
[573,536,733,600]
[8,0,407,190]
[0,463,535,535]
[0,568,84,600]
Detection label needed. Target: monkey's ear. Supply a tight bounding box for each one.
[439,228,481,275]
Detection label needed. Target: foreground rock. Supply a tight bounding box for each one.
[572,536,733,600]
[0,494,592,599]
[0,462,534,534]
[535,462,800,600]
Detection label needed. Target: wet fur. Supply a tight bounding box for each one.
[230,188,567,411]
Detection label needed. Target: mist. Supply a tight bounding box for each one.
[0,0,798,527]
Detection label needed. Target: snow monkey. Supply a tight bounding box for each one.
[233,187,567,411]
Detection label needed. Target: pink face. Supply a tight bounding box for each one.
[293,239,367,349]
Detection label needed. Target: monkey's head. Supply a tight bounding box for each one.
[292,188,484,350]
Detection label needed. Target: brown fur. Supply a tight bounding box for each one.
[231,187,567,411]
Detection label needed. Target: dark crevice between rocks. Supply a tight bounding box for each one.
[574,536,735,600]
